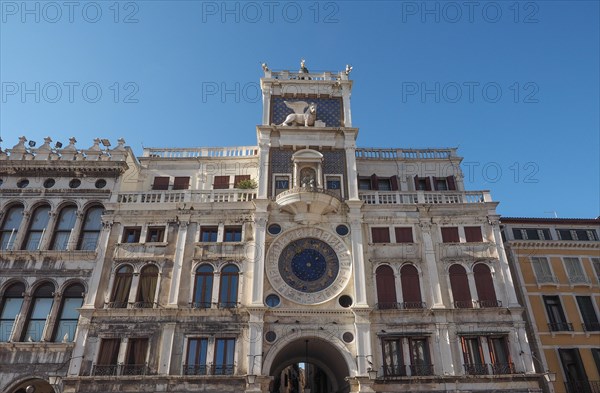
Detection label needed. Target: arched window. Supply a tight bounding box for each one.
[376,265,397,310]
[22,283,55,342]
[219,265,239,308]
[0,205,24,250]
[78,206,103,251]
[136,265,158,308]
[53,283,84,342]
[474,264,499,307]
[193,264,214,308]
[51,206,77,250]
[401,265,423,309]
[0,282,25,342]
[110,265,133,308]
[23,205,51,250]
[449,264,472,308]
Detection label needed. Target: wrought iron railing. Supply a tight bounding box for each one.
[564,380,600,393]
[491,362,515,375]
[218,301,238,309]
[183,364,208,375]
[105,301,128,309]
[409,364,434,376]
[548,322,573,332]
[191,301,212,309]
[476,299,502,308]
[92,363,148,376]
[454,300,475,309]
[375,302,427,310]
[583,322,600,332]
[383,365,407,377]
[464,363,489,375]
[131,301,156,309]
[211,364,235,375]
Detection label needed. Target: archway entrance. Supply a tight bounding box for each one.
[8,378,55,393]
[267,337,351,393]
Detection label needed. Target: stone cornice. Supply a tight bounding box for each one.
[0,160,128,177]
[506,240,600,249]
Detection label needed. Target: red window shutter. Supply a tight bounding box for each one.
[425,177,432,191]
[372,227,390,243]
[370,174,379,190]
[390,176,399,191]
[234,175,250,187]
[173,177,190,190]
[464,226,483,242]
[414,175,419,190]
[441,227,460,243]
[213,176,230,189]
[449,264,472,307]
[395,227,414,243]
[447,175,456,190]
[152,177,170,190]
[376,265,397,307]
[474,264,497,303]
[400,265,422,304]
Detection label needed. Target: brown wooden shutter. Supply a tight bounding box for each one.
[390,176,399,191]
[449,264,472,307]
[474,264,497,303]
[173,176,190,190]
[152,176,170,190]
[447,175,456,190]
[441,227,460,243]
[372,227,390,243]
[213,176,230,189]
[400,265,422,305]
[376,265,397,308]
[98,339,120,365]
[414,175,419,190]
[425,177,432,191]
[370,174,379,190]
[395,227,414,243]
[464,226,483,242]
[234,175,250,187]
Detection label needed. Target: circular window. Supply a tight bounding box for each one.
[69,179,81,189]
[95,179,107,189]
[336,224,349,236]
[268,224,282,235]
[338,295,353,308]
[342,332,354,343]
[16,179,29,188]
[265,331,277,343]
[265,294,281,308]
[43,178,55,188]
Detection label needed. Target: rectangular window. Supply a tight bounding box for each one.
[488,336,514,374]
[576,296,600,331]
[173,176,190,190]
[461,337,488,375]
[559,349,589,393]
[395,227,414,243]
[557,229,574,240]
[122,227,141,243]
[371,227,390,243]
[185,338,209,375]
[152,176,170,190]
[512,228,552,240]
[409,338,432,376]
[94,338,120,375]
[441,227,460,243]
[531,257,556,284]
[146,227,165,243]
[224,226,242,242]
[592,258,600,283]
[123,338,149,375]
[234,175,250,188]
[358,178,371,190]
[378,178,391,191]
[213,176,230,190]
[414,177,431,191]
[544,295,571,331]
[200,227,218,242]
[434,178,448,191]
[382,338,405,376]
[564,257,588,284]
[512,228,523,240]
[464,226,483,242]
[214,338,235,375]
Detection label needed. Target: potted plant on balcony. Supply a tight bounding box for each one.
[236,178,257,189]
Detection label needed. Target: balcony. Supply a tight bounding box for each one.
[382,364,434,378]
[104,301,156,309]
[143,146,258,158]
[491,363,516,375]
[536,275,559,285]
[183,363,235,376]
[92,363,148,376]
[548,322,574,332]
[409,364,434,376]
[463,363,516,376]
[565,380,600,393]
[476,299,502,308]
[194,242,246,260]
[114,243,168,260]
[464,363,489,375]
[116,189,256,205]
[274,187,342,223]
[438,242,498,261]
[359,190,491,205]
[376,302,427,310]
[355,148,456,160]
[568,275,591,285]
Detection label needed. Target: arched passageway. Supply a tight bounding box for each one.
[7,378,55,393]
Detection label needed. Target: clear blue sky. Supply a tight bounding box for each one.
[1,1,598,218]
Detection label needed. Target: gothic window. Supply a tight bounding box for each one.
[110,265,133,308]
[473,264,499,307]
[400,265,423,309]
[193,264,214,308]
[219,265,239,308]
[52,283,84,342]
[464,226,483,242]
[78,206,103,251]
[23,205,51,250]
[375,265,397,310]
[185,338,209,375]
[449,264,472,308]
[135,265,158,308]
[214,338,235,375]
[0,204,24,250]
[22,283,55,342]
[0,282,25,342]
[51,206,77,250]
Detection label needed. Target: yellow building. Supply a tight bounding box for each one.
[502,217,600,393]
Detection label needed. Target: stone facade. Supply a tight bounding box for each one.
[0,65,546,393]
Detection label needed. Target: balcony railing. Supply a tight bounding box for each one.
[565,380,600,393]
[143,146,258,158]
[476,299,502,308]
[583,322,600,332]
[116,190,257,204]
[218,302,238,309]
[536,275,559,284]
[131,301,156,309]
[191,301,212,309]
[464,363,489,375]
[383,365,407,377]
[548,322,574,332]
[491,362,516,375]
[568,275,591,285]
[275,186,342,201]
[359,190,491,205]
[183,364,208,375]
[454,300,475,309]
[375,301,427,310]
[409,364,434,376]
[92,363,148,376]
[105,301,156,309]
[355,148,456,160]
[211,364,235,375]
[382,364,434,377]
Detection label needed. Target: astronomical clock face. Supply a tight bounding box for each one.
[266,227,352,305]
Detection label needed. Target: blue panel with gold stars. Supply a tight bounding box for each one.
[278,238,340,293]
[271,97,342,127]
